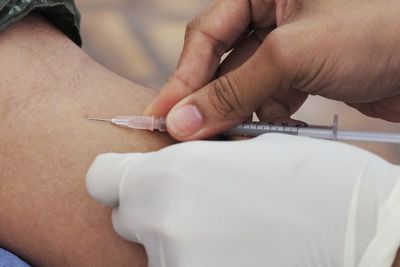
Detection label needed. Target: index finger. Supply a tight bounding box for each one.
[86,153,141,206]
[146,0,276,117]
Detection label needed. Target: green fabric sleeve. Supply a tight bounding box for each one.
[0,0,81,46]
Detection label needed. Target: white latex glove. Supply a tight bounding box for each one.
[86,134,400,267]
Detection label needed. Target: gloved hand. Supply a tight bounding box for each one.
[87,135,400,267]
[145,0,400,141]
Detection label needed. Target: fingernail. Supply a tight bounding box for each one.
[167,105,204,137]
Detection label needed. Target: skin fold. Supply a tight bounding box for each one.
[0,14,398,267]
[0,15,174,266]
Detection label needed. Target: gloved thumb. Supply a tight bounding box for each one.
[86,153,141,206]
[164,38,286,141]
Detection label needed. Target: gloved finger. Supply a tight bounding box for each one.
[164,30,296,141]
[112,208,141,243]
[256,90,308,121]
[145,0,276,117]
[86,153,142,207]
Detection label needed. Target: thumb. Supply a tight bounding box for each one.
[165,35,288,141]
[86,153,142,206]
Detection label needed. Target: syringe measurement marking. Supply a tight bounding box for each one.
[238,122,301,136]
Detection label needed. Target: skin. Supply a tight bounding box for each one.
[0,15,174,266]
[0,13,398,267]
[146,0,400,141]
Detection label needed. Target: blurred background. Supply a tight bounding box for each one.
[75,0,400,164]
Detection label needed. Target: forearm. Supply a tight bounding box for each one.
[0,15,174,266]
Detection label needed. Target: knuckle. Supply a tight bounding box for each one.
[185,18,199,39]
[208,75,247,118]
[276,0,302,25]
[263,30,298,76]
[184,20,227,59]
[170,71,196,93]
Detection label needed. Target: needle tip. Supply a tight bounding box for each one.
[88,118,113,122]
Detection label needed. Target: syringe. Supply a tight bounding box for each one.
[89,116,168,132]
[88,115,400,144]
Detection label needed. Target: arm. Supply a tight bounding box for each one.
[395,250,400,267]
[0,15,174,266]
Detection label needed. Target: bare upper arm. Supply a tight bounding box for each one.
[0,15,174,266]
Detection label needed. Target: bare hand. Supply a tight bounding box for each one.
[147,0,400,140]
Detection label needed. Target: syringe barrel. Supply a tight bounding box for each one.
[223,123,300,137]
[224,121,337,140]
[297,127,336,140]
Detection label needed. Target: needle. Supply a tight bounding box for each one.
[88,118,113,122]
